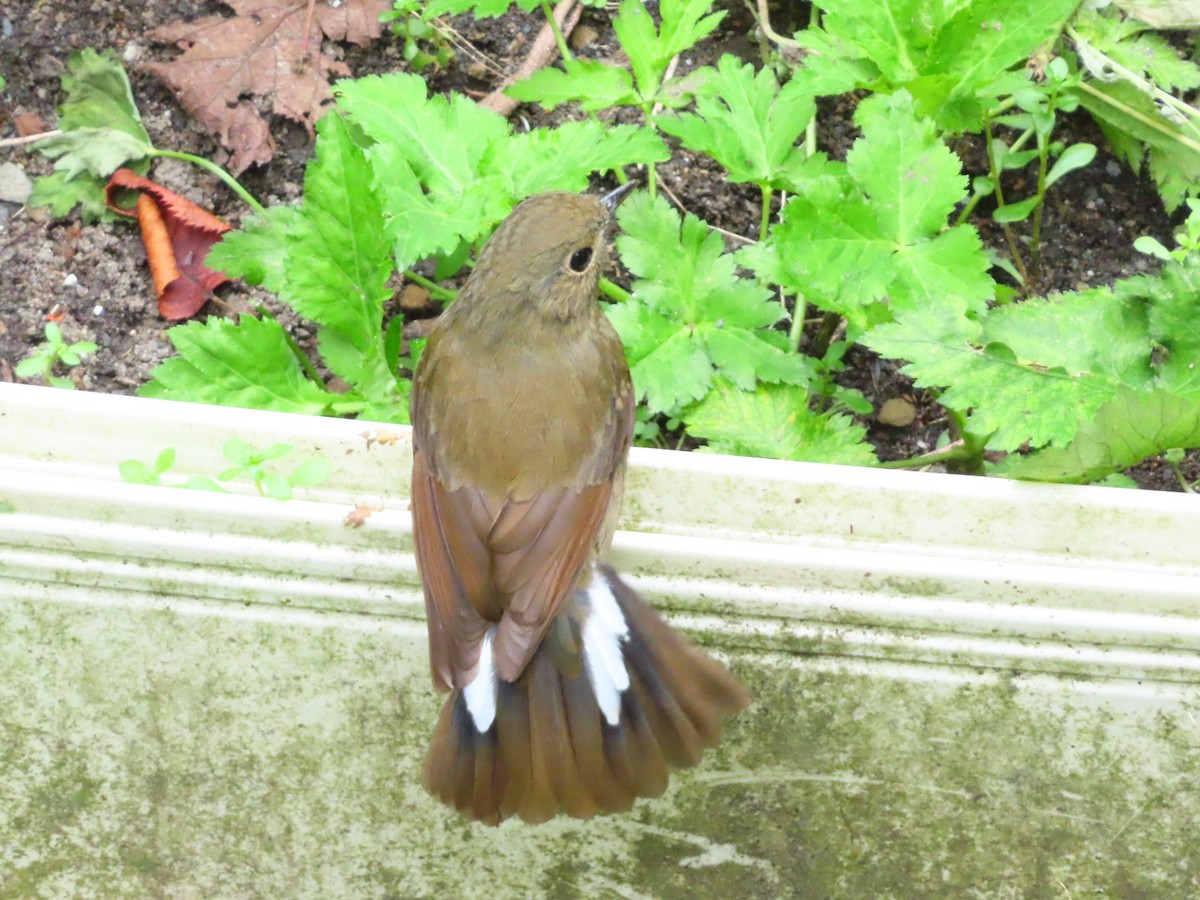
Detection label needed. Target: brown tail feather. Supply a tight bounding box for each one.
[421,566,750,824]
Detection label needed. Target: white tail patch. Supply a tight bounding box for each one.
[582,569,631,725]
[463,628,497,732]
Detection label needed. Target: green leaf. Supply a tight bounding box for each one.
[866,295,1120,450]
[656,54,815,189]
[686,382,878,465]
[743,92,992,332]
[425,0,538,18]
[1121,265,1200,398]
[255,443,295,463]
[140,316,335,415]
[982,288,1154,386]
[337,73,510,263]
[496,122,669,198]
[1075,79,1200,212]
[992,195,1041,222]
[207,207,304,292]
[1007,387,1200,483]
[798,0,1078,132]
[259,472,294,501]
[609,192,808,414]
[1045,143,1097,188]
[29,49,153,219]
[290,457,332,487]
[119,460,153,485]
[614,0,724,99]
[274,112,399,405]
[506,59,638,112]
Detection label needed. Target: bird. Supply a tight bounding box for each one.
[409,186,750,824]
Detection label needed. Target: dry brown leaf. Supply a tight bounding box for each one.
[106,168,232,320]
[143,0,389,173]
[343,504,382,528]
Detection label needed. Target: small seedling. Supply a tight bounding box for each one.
[217,438,332,500]
[120,441,331,499]
[15,322,98,389]
[1135,199,1200,262]
[382,0,455,73]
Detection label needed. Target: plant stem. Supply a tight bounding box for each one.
[150,149,264,215]
[541,0,573,61]
[1030,131,1049,278]
[759,183,772,241]
[788,293,807,352]
[876,441,978,469]
[809,310,841,361]
[983,116,1030,288]
[404,269,456,301]
[600,277,632,302]
[1073,79,1200,154]
[255,305,329,388]
[753,0,803,50]
[1168,459,1197,494]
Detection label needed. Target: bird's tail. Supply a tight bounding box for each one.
[421,563,750,825]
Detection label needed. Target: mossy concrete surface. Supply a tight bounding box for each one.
[2,384,1199,897]
[0,590,1197,898]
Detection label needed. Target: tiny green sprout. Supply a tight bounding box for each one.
[14,322,99,389]
[1135,200,1200,263]
[119,448,177,486]
[217,439,332,500]
[382,0,455,73]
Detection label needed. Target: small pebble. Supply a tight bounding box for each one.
[0,162,33,205]
[62,273,79,289]
[93,304,105,317]
[1105,160,1121,178]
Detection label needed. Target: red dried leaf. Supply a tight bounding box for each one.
[143,0,389,173]
[106,168,232,320]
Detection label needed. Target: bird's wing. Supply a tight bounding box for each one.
[413,450,615,687]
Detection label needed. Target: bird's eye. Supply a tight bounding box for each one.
[568,246,594,273]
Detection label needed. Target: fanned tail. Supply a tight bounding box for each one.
[421,564,750,824]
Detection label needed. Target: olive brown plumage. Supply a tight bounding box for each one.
[410,189,750,824]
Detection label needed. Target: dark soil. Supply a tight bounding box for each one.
[0,0,1194,490]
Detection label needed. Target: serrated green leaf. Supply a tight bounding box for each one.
[29,49,153,219]
[1075,79,1200,212]
[1007,386,1200,482]
[655,54,814,189]
[496,122,669,198]
[982,288,1155,386]
[851,92,970,239]
[275,113,398,404]
[609,192,808,413]
[506,59,638,111]
[1120,265,1200,398]
[798,0,1076,132]
[337,73,510,260]
[614,0,723,99]
[425,0,539,18]
[140,317,335,415]
[35,127,153,181]
[745,92,991,332]
[866,296,1118,450]
[207,207,304,292]
[686,382,877,465]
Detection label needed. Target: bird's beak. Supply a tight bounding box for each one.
[600,181,637,213]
